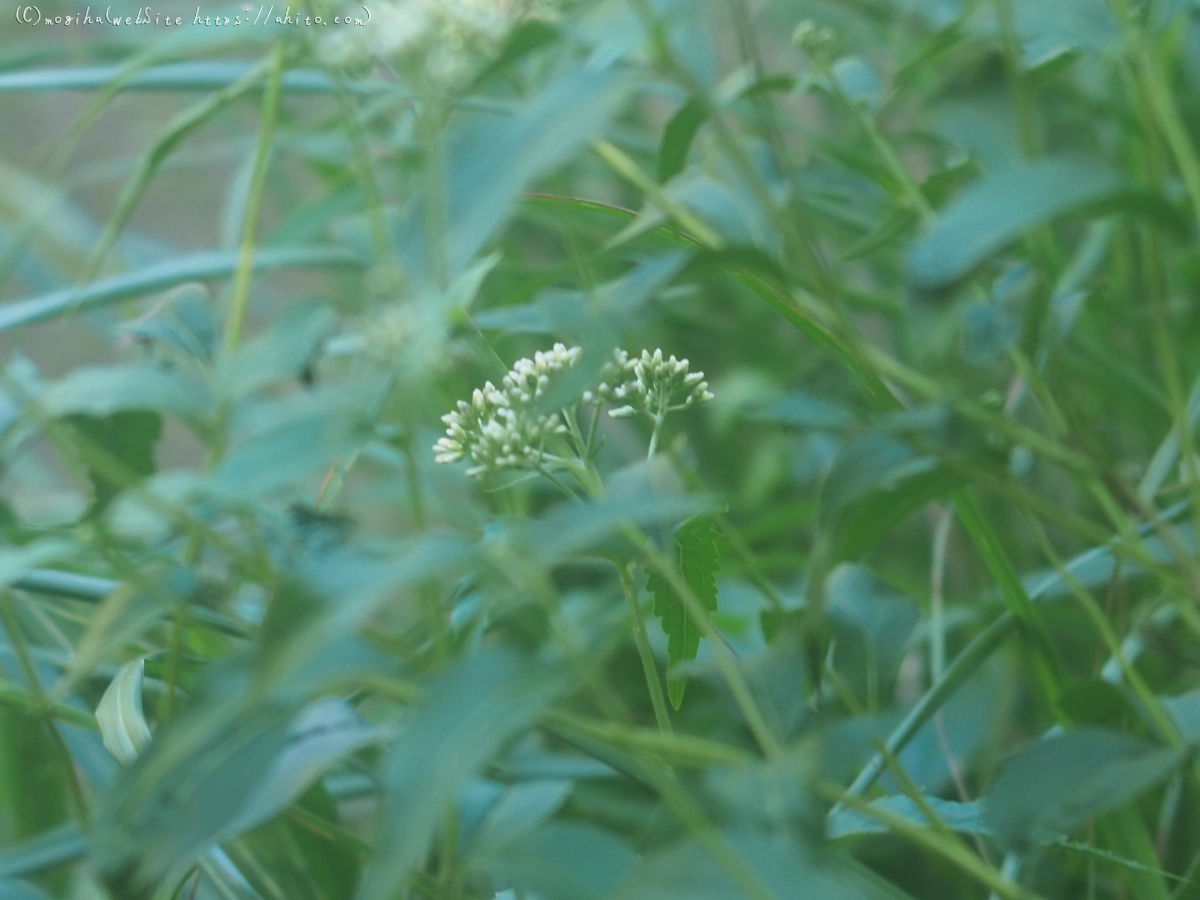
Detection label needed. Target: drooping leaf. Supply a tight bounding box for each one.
[218,301,338,399]
[984,728,1188,850]
[827,795,989,841]
[221,698,389,839]
[118,281,216,362]
[471,822,635,900]
[44,362,200,415]
[471,779,574,850]
[613,827,907,900]
[390,66,631,282]
[0,246,364,333]
[907,158,1127,289]
[646,515,721,709]
[357,648,566,900]
[825,565,921,703]
[1011,0,1121,63]
[0,822,86,881]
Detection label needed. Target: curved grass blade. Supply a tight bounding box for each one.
[0,62,392,95]
[0,245,365,333]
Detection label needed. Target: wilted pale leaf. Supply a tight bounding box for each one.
[95,659,153,766]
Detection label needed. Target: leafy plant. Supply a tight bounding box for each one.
[5,0,1200,898]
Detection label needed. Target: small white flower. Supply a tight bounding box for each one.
[592,347,714,420]
[434,343,582,477]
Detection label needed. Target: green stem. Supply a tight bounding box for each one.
[626,526,783,760]
[0,594,88,821]
[222,41,286,356]
[617,563,673,736]
[647,412,664,460]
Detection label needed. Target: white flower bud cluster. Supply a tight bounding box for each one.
[587,348,714,420]
[793,19,835,56]
[434,343,581,477]
[319,0,563,83]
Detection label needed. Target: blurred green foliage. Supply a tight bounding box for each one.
[3,0,1200,898]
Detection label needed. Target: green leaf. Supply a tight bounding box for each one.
[213,388,370,498]
[471,822,635,900]
[0,246,364,333]
[983,728,1188,850]
[1050,840,1189,885]
[1012,0,1121,63]
[37,365,211,440]
[744,391,858,431]
[358,648,566,900]
[907,158,1126,289]
[825,565,921,701]
[0,823,86,880]
[828,795,989,840]
[218,302,337,399]
[647,515,721,709]
[118,282,216,361]
[614,827,907,900]
[66,411,162,516]
[92,699,296,887]
[820,430,963,561]
[0,62,391,95]
[392,66,631,281]
[0,879,54,900]
[0,541,77,589]
[471,780,574,851]
[221,698,389,838]
[658,97,707,183]
[830,57,883,114]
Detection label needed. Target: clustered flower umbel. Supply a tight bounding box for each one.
[434,343,582,477]
[589,348,715,421]
[435,344,713,477]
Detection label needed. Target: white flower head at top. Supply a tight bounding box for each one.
[434,343,582,477]
[319,0,565,83]
[591,348,714,421]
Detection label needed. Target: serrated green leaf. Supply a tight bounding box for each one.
[647,515,721,709]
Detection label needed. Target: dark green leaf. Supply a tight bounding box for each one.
[658,97,707,183]
[66,411,162,516]
[646,515,721,709]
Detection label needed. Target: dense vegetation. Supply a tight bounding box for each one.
[4,0,1200,897]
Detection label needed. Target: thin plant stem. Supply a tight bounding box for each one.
[617,562,673,736]
[222,41,286,356]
